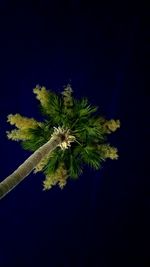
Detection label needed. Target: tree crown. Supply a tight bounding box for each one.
[6,84,120,190]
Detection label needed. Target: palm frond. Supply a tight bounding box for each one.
[21,135,46,152]
[20,123,53,152]
[43,162,68,190]
[42,149,62,176]
[79,105,98,117]
[33,86,63,124]
[42,94,62,123]
[68,154,83,179]
[74,98,98,118]
[80,145,102,170]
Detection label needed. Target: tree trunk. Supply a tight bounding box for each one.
[0,136,62,200]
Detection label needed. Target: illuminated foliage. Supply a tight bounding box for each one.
[43,162,68,190]
[6,84,120,190]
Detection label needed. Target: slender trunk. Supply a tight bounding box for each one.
[0,136,61,200]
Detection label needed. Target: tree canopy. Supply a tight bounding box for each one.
[6,84,120,190]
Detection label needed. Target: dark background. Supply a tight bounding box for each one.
[0,1,149,267]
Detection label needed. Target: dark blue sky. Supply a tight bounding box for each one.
[0,1,149,267]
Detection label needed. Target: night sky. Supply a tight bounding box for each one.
[0,1,149,267]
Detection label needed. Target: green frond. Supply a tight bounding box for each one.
[42,148,62,176]
[21,136,46,152]
[40,93,62,123]
[75,97,88,109]
[20,123,53,152]
[43,162,68,190]
[74,98,98,118]
[79,105,98,117]
[33,85,63,124]
[80,145,102,170]
[47,146,83,179]
[68,154,83,179]
[74,117,105,143]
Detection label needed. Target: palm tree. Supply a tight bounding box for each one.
[0,84,120,200]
